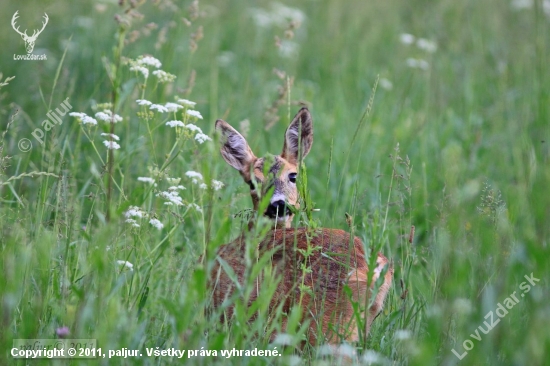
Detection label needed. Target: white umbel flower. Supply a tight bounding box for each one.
[177,99,196,108]
[100,133,120,141]
[150,104,168,113]
[116,260,134,271]
[211,180,224,191]
[185,171,203,180]
[103,140,121,149]
[125,218,140,227]
[138,55,162,68]
[125,206,146,218]
[136,99,152,106]
[186,110,203,119]
[130,65,149,78]
[166,120,185,128]
[183,124,202,133]
[400,33,415,45]
[195,133,212,144]
[149,218,164,230]
[137,177,155,184]
[165,102,183,112]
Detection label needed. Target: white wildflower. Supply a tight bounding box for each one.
[125,206,145,218]
[185,171,203,180]
[166,177,181,184]
[177,99,196,108]
[416,38,437,53]
[195,133,212,144]
[150,104,169,113]
[186,109,203,119]
[130,65,149,78]
[152,70,176,83]
[199,183,208,189]
[394,329,412,340]
[138,55,162,68]
[80,115,98,125]
[100,133,120,141]
[183,124,202,133]
[157,191,184,206]
[137,177,155,184]
[379,78,393,91]
[278,40,299,58]
[168,185,186,191]
[406,58,429,70]
[189,203,203,213]
[96,110,123,123]
[400,33,415,45]
[116,260,134,271]
[166,120,185,128]
[136,99,152,106]
[165,102,183,112]
[125,218,140,228]
[149,218,164,230]
[103,140,121,150]
[362,350,384,365]
[211,180,224,191]
[69,112,87,119]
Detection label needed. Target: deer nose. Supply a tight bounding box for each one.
[265,200,291,218]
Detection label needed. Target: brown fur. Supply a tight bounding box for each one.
[211,108,393,344]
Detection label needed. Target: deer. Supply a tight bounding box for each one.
[210,107,393,345]
[11,11,49,54]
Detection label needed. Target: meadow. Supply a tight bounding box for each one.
[0,0,549,364]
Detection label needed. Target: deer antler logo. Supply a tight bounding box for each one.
[11,11,49,54]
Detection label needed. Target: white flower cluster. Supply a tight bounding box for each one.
[69,112,98,126]
[400,33,436,71]
[95,110,123,123]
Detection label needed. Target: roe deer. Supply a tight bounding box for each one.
[211,107,393,344]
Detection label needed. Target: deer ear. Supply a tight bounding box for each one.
[215,119,257,174]
[281,107,313,164]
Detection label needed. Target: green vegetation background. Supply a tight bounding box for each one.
[0,0,549,364]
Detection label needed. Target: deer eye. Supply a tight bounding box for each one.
[289,173,297,183]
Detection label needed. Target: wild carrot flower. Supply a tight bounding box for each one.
[177,99,196,108]
[400,33,415,45]
[157,191,184,206]
[166,120,185,128]
[416,38,437,53]
[189,203,203,213]
[103,140,121,149]
[125,206,146,218]
[185,171,203,183]
[100,133,120,140]
[166,177,181,184]
[152,70,176,83]
[168,185,186,190]
[149,218,164,230]
[186,110,203,119]
[116,260,134,271]
[379,78,393,90]
[70,112,98,125]
[406,58,429,70]
[150,104,168,113]
[211,180,224,191]
[183,124,202,133]
[136,99,152,106]
[138,55,162,68]
[125,218,140,227]
[137,177,155,184]
[165,102,183,112]
[130,65,149,79]
[195,133,211,144]
[96,110,123,123]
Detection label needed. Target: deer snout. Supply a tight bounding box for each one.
[265,200,291,219]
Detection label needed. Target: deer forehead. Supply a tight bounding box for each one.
[252,156,296,181]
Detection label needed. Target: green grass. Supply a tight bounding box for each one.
[1,0,549,364]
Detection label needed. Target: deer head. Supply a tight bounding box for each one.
[11,11,49,54]
[216,107,313,228]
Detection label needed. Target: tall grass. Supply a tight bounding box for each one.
[1,0,549,365]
